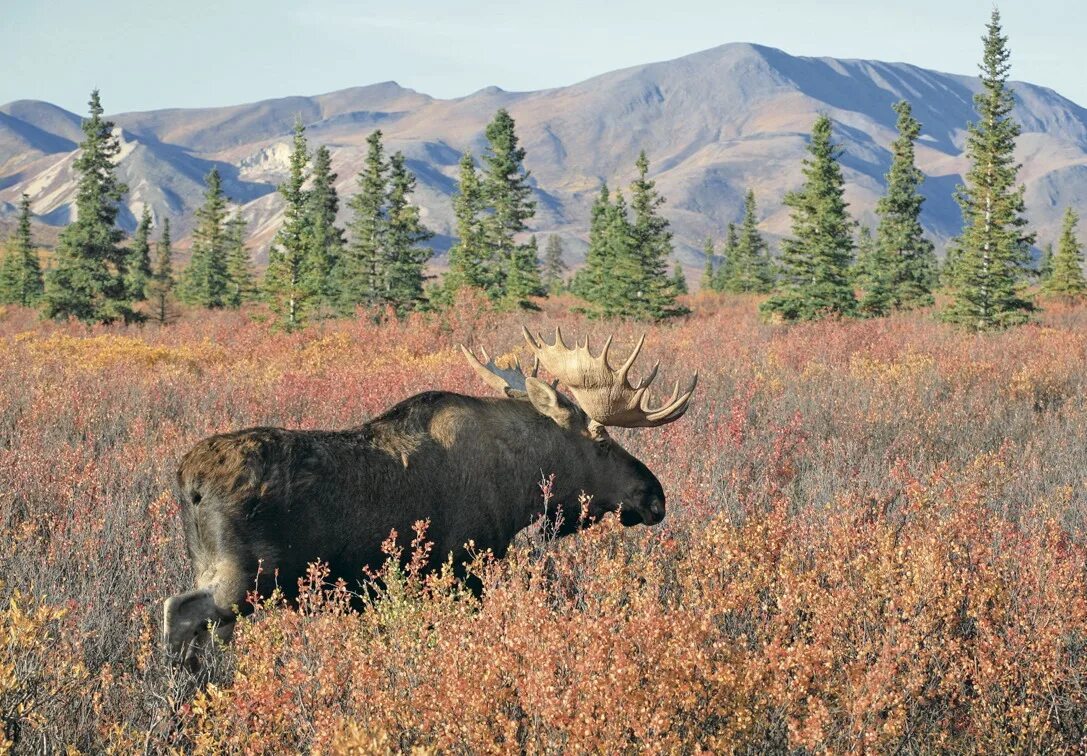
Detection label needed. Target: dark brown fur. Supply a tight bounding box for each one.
[164,387,665,663]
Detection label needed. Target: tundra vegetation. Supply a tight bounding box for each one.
[2,294,1087,751]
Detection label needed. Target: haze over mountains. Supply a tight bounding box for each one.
[2,42,1086,267]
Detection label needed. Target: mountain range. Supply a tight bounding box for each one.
[2,42,1086,269]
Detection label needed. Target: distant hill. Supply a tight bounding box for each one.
[2,43,1085,268]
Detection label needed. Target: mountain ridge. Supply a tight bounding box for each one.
[2,42,1085,268]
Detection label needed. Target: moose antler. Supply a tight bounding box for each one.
[459,344,539,396]
[522,327,697,431]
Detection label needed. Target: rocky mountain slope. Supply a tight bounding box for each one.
[3,43,1085,267]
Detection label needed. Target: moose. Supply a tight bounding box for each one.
[163,327,697,664]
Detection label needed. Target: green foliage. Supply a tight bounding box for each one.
[699,237,716,292]
[762,114,856,321]
[224,215,256,308]
[42,90,135,323]
[306,145,345,311]
[542,234,567,294]
[942,10,1035,330]
[627,151,682,318]
[0,194,44,307]
[1037,243,1054,282]
[342,130,390,311]
[179,168,231,309]
[670,262,689,294]
[711,224,738,292]
[1042,208,1086,298]
[442,110,542,308]
[384,152,433,315]
[145,218,176,323]
[265,119,319,329]
[858,101,937,317]
[124,206,153,302]
[723,190,774,293]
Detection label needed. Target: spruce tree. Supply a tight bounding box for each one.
[125,206,154,301]
[145,218,176,324]
[859,101,937,316]
[628,151,679,318]
[542,234,567,293]
[942,10,1035,330]
[1037,243,1054,282]
[700,237,716,292]
[441,152,492,301]
[0,194,44,306]
[384,152,433,314]
[306,145,345,310]
[670,262,688,294]
[224,215,255,308]
[342,130,389,311]
[1043,207,1086,298]
[712,223,738,291]
[481,109,543,307]
[762,114,856,321]
[180,168,231,308]
[264,118,317,328]
[570,183,613,303]
[727,190,774,293]
[43,90,134,323]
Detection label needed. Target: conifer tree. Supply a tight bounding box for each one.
[762,115,856,321]
[342,130,389,311]
[124,206,153,301]
[859,101,937,316]
[1043,207,1086,298]
[726,190,774,293]
[306,145,345,310]
[145,218,176,324]
[180,168,231,308]
[570,184,613,303]
[442,151,492,299]
[942,10,1035,330]
[670,262,689,294]
[700,237,716,292]
[481,109,543,307]
[542,234,567,293]
[712,223,738,291]
[43,90,134,323]
[0,194,44,307]
[224,215,256,308]
[383,152,433,314]
[1037,243,1054,282]
[265,119,316,328]
[628,151,680,318]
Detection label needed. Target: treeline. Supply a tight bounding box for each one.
[2,11,1083,330]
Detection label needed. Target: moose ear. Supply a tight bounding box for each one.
[524,377,584,431]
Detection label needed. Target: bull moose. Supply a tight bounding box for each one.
[163,327,697,664]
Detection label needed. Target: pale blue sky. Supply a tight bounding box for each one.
[2,0,1083,114]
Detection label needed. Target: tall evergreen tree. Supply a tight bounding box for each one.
[124,206,154,301]
[265,118,317,328]
[1037,242,1054,282]
[180,168,231,308]
[383,152,433,314]
[570,184,613,303]
[42,90,134,323]
[712,223,739,292]
[942,10,1035,330]
[146,218,176,324]
[859,101,937,316]
[628,151,679,318]
[762,115,856,321]
[1043,207,1086,298]
[442,151,492,298]
[342,130,389,311]
[542,234,568,293]
[481,109,543,307]
[224,215,256,308]
[306,145,345,310]
[0,194,44,306]
[670,262,689,294]
[700,237,716,292]
[726,190,774,293]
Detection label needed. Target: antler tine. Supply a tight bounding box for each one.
[599,334,614,369]
[617,334,646,386]
[460,343,533,396]
[643,373,699,423]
